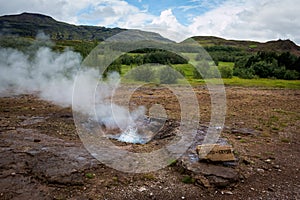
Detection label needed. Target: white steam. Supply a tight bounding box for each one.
[94,73,146,131]
[0,35,145,135]
[0,46,80,106]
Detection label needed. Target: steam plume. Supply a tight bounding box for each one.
[0,34,145,135]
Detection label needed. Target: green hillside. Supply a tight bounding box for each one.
[0,12,170,43]
[0,13,124,41]
[192,36,300,56]
[190,36,300,80]
[1,13,300,82]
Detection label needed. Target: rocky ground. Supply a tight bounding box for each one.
[0,86,299,200]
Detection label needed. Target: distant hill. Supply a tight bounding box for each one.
[1,12,300,56]
[192,36,300,57]
[0,13,299,80]
[0,12,171,42]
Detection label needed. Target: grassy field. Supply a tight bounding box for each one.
[218,61,234,67]
[120,62,300,89]
[178,77,300,89]
[222,77,300,89]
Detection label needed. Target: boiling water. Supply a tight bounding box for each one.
[117,125,149,144]
[107,117,166,144]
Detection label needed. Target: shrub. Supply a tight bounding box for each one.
[193,67,202,79]
[219,65,233,78]
[174,67,186,76]
[233,51,300,80]
[159,66,180,84]
[233,67,255,79]
[129,65,156,82]
[284,70,300,80]
[193,61,210,79]
[100,59,122,78]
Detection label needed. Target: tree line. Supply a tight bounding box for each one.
[118,50,188,66]
[234,51,300,80]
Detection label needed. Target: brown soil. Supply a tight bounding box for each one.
[0,86,299,200]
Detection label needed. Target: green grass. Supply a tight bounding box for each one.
[121,62,300,89]
[119,63,300,89]
[181,175,195,184]
[182,53,199,60]
[281,138,291,143]
[178,77,300,89]
[173,63,194,78]
[249,44,258,48]
[239,139,247,143]
[222,77,300,89]
[142,173,156,180]
[120,75,300,89]
[218,61,234,67]
[120,64,134,76]
[85,173,95,179]
[167,159,178,166]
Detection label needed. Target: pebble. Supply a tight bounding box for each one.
[273,165,280,169]
[224,191,233,195]
[265,159,272,163]
[257,168,264,173]
[138,187,147,192]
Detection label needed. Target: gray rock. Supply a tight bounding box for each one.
[231,128,259,136]
[179,157,239,187]
[208,176,231,188]
[178,125,240,188]
[257,168,265,173]
[0,128,100,186]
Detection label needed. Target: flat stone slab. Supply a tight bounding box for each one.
[178,125,239,187]
[179,156,239,187]
[0,128,100,185]
[196,144,236,162]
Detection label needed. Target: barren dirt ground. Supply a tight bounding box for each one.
[0,86,299,200]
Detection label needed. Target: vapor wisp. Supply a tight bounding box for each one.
[0,34,147,143]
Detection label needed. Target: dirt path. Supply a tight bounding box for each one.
[0,86,299,200]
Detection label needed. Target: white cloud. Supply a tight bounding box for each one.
[146,9,188,42]
[78,1,141,26]
[178,5,200,12]
[187,0,300,44]
[151,9,179,27]
[188,1,245,37]
[0,0,94,24]
[0,0,299,44]
[116,12,153,28]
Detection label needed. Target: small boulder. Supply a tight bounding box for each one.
[196,144,236,162]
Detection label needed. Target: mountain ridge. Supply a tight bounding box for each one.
[192,36,300,56]
[0,12,170,42]
[0,13,300,56]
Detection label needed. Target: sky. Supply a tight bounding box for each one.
[0,0,300,44]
